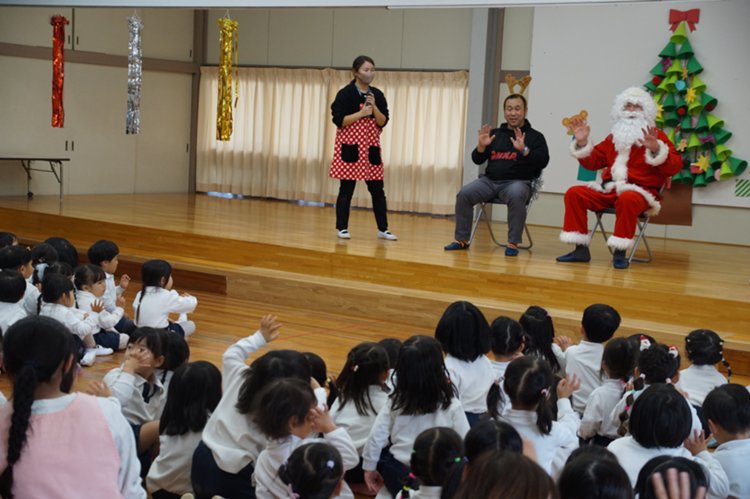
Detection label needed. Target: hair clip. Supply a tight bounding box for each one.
[639,335,651,351]
[665,377,673,384]
[453,457,462,463]
[540,388,550,397]
[352,364,359,372]
[37,262,48,281]
[668,345,679,358]
[408,472,416,479]
[287,483,300,499]
[494,376,504,386]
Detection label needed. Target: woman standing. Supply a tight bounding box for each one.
[330,55,397,241]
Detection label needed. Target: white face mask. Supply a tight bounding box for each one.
[357,71,374,85]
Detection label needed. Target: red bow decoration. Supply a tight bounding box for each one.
[669,9,700,32]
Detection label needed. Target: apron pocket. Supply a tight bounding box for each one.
[341,143,359,163]
[368,145,381,165]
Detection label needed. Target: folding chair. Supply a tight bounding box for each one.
[468,177,542,250]
[590,185,664,265]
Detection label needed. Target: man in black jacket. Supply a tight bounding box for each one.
[444,94,550,256]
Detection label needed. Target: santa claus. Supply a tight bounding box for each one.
[557,87,683,269]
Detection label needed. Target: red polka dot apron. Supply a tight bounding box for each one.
[329,106,384,181]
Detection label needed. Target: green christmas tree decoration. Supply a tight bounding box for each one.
[642,19,746,187]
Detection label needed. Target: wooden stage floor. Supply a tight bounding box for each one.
[1,193,749,381]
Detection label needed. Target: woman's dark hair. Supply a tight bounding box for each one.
[135,259,173,323]
[435,301,490,361]
[128,327,166,360]
[73,263,106,292]
[520,305,561,372]
[157,330,190,384]
[279,443,343,499]
[454,450,558,499]
[407,427,463,492]
[685,329,731,380]
[0,232,17,249]
[635,456,708,499]
[0,316,76,498]
[352,55,374,72]
[602,337,636,382]
[441,420,522,499]
[0,270,27,304]
[336,342,389,416]
[630,384,691,448]
[703,383,750,435]
[44,237,78,268]
[87,240,119,267]
[253,378,316,440]
[559,452,633,499]
[377,338,402,370]
[159,361,222,436]
[582,304,621,343]
[503,93,528,111]
[30,243,58,285]
[38,272,74,314]
[390,335,455,416]
[489,316,524,356]
[235,349,311,415]
[503,356,554,434]
[0,246,31,272]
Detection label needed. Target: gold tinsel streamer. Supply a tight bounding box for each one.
[216,16,239,141]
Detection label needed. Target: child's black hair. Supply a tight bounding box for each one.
[559,452,632,499]
[702,383,750,435]
[135,259,173,323]
[0,246,31,271]
[0,270,26,304]
[602,337,636,382]
[454,450,558,499]
[336,342,389,416]
[0,316,76,498]
[564,445,618,466]
[406,427,463,495]
[157,330,191,384]
[43,237,78,268]
[87,239,120,267]
[434,301,490,361]
[581,304,621,343]
[489,316,524,356]
[159,361,222,436]
[0,232,17,249]
[685,329,731,380]
[390,335,455,416]
[630,384,692,448]
[253,378,317,440]
[520,305,561,372]
[128,327,166,359]
[235,349,311,416]
[635,456,707,499]
[377,338,402,370]
[38,273,74,314]
[503,356,554,434]
[303,351,338,408]
[279,443,343,499]
[73,263,106,292]
[465,419,522,461]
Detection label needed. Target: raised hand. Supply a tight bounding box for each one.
[90,299,105,314]
[85,380,112,398]
[557,373,581,399]
[641,126,660,153]
[310,406,336,434]
[511,127,526,152]
[478,124,496,148]
[553,335,573,352]
[259,314,282,343]
[683,429,708,456]
[650,467,707,499]
[571,117,590,146]
[119,274,131,289]
[116,294,126,308]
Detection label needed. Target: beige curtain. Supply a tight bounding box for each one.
[197,67,468,214]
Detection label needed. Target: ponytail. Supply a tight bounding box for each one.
[486,379,505,419]
[504,356,554,435]
[0,365,37,499]
[534,392,553,435]
[135,284,146,324]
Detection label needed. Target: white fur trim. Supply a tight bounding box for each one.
[610,149,631,182]
[615,182,662,215]
[607,235,633,250]
[569,139,594,159]
[644,140,669,167]
[560,231,591,246]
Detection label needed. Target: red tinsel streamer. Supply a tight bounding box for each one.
[50,15,69,128]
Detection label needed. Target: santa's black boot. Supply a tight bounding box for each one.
[612,249,630,269]
[556,244,591,263]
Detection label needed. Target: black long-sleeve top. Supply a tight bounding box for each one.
[330,79,389,129]
[471,120,549,181]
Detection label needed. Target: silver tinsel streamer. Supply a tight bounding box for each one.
[126,15,143,134]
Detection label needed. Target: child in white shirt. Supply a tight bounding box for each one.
[677,329,730,407]
[75,263,129,351]
[395,428,463,499]
[702,383,750,498]
[0,245,39,317]
[607,384,729,498]
[563,304,621,414]
[87,239,136,334]
[280,442,346,499]
[486,316,525,418]
[133,259,197,337]
[435,301,494,426]
[0,270,28,336]
[520,305,566,374]
[498,355,581,474]
[579,337,636,445]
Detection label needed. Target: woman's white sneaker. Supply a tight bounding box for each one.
[337,229,351,239]
[377,230,398,241]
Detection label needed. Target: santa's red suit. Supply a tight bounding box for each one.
[560,130,682,250]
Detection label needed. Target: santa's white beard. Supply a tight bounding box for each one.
[611,112,648,152]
